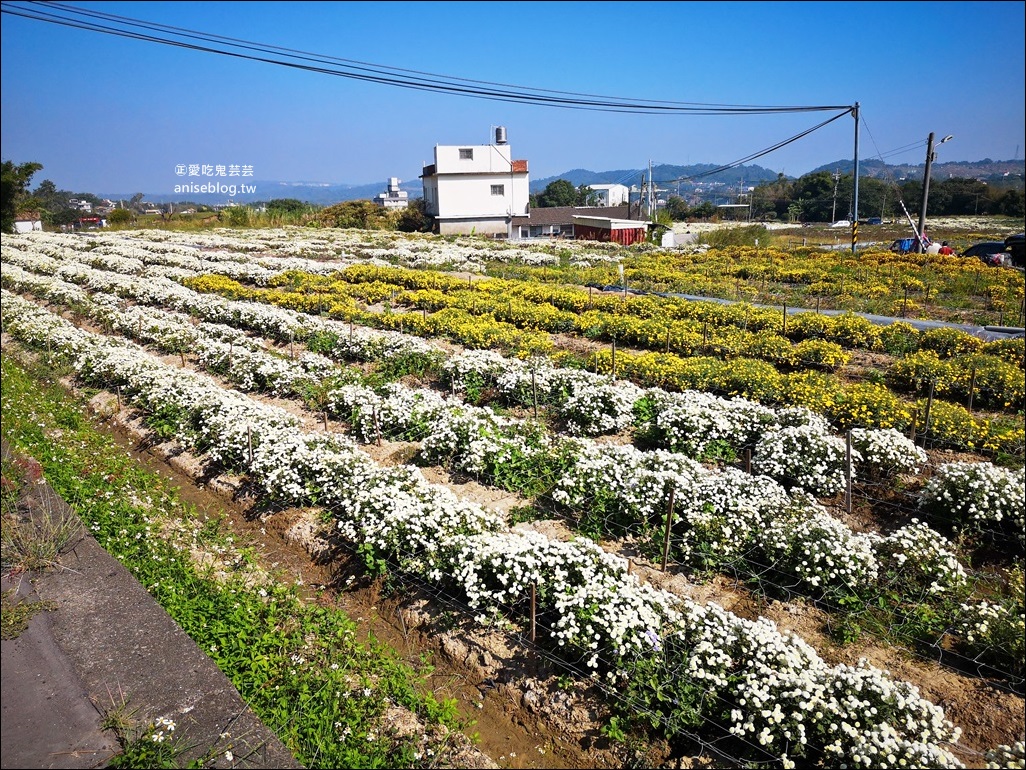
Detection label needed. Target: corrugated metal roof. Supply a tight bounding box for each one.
[511,205,631,227]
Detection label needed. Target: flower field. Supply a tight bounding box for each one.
[2,227,1024,769]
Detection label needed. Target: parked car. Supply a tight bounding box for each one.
[890,237,919,254]
[962,240,1010,265]
[1005,232,1024,267]
[866,217,883,225]
[830,220,851,228]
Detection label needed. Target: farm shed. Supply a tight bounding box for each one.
[511,205,630,240]
[572,215,649,245]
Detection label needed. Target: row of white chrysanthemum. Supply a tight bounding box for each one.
[2,231,352,287]
[5,246,1024,551]
[0,288,967,768]
[101,225,624,268]
[2,265,1010,632]
[4,252,1022,564]
[0,247,928,496]
[2,221,614,280]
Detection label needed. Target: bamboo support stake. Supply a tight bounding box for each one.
[611,337,617,381]
[373,405,382,446]
[531,367,538,419]
[845,429,853,515]
[247,425,253,466]
[967,366,977,413]
[782,304,788,336]
[530,583,537,643]
[921,380,936,447]
[744,448,752,475]
[661,488,676,572]
[115,386,121,413]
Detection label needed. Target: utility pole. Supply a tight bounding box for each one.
[831,168,841,223]
[851,101,860,253]
[648,160,654,221]
[916,132,952,253]
[916,132,936,253]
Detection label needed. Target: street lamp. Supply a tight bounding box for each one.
[916,132,953,252]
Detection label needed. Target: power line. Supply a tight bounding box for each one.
[1,1,854,117]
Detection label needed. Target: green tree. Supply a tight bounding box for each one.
[665,195,690,221]
[1,160,43,233]
[218,205,251,227]
[265,198,309,216]
[535,179,578,207]
[692,201,717,219]
[108,208,134,226]
[575,184,599,206]
[318,200,392,230]
[791,171,835,222]
[996,188,1025,218]
[393,198,432,232]
[752,173,795,220]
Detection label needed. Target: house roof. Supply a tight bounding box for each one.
[512,205,631,227]
[15,211,41,221]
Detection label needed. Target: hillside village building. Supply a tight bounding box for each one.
[375,177,409,209]
[586,183,629,207]
[420,127,529,236]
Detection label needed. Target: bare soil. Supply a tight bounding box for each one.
[94,394,1024,769]
[4,299,1022,767]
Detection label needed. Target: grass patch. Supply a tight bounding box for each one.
[0,589,57,639]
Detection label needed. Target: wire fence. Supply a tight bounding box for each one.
[2,238,1024,768]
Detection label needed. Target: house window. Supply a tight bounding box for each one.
[459,148,474,160]
[530,225,542,237]
[491,184,505,196]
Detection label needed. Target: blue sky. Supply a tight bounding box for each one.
[2,1,1024,195]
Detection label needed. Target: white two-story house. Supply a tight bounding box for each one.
[586,183,630,207]
[420,127,529,236]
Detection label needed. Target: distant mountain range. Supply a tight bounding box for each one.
[108,158,1024,206]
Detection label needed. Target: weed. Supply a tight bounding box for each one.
[1,492,84,576]
[0,588,56,639]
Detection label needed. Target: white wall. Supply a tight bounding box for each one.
[589,184,629,206]
[435,143,514,174]
[433,173,529,219]
[438,217,510,236]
